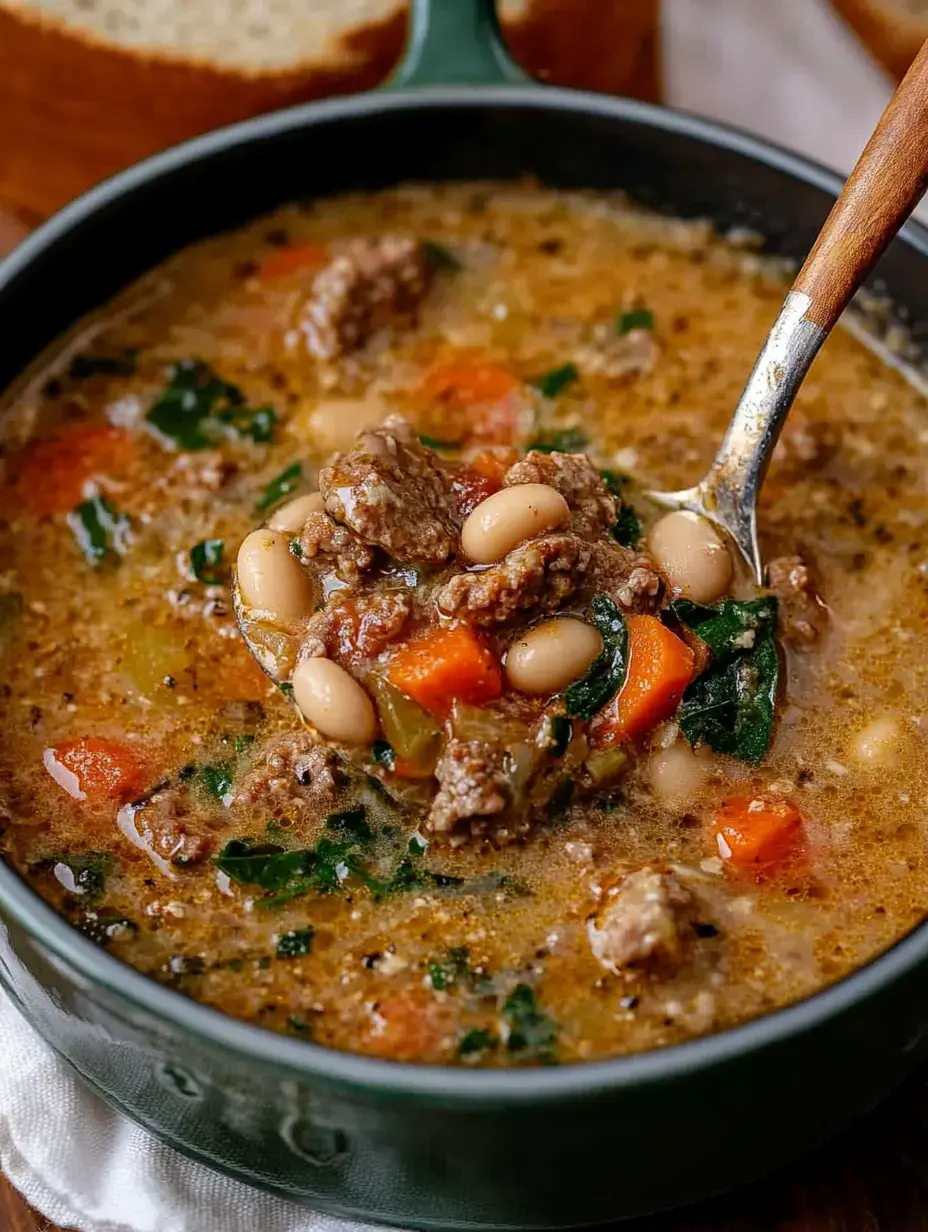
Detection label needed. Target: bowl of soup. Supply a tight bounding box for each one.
[3,8,928,1228]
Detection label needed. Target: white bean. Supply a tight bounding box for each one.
[267,491,325,533]
[302,398,383,454]
[505,618,602,694]
[236,529,313,625]
[849,715,901,769]
[649,739,708,806]
[292,658,379,745]
[461,483,570,564]
[648,511,732,603]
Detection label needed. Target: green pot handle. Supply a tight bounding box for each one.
[387,0,530,90]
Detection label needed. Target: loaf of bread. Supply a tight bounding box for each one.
[0,0,659,219]
[830,0,925,78]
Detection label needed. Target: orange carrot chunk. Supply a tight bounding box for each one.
[594,614,695,746]
[258,242,329,281]
[421,362,524,444]
[8,425,135,516]
[45,737,148,803]
[714,795,802,867]
[388,624,503,719]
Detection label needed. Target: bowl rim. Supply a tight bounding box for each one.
[3,81,928,1105]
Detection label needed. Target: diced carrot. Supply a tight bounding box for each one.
[421,362,524,444]
[392,756,436,780]
[45,737,147,803]
[714,795,802,868]
[388,624,503,719]
[8,425,136,516]
[593,615,695,747]
[366,993,447,1061]
[470,446,519,484]
[210,642,272,703]
[258,242,329,281]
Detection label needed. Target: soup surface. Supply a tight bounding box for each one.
[2,184,928,1067]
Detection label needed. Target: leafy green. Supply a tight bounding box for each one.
[427,946,471,991]
[418,434,462,451]
[199,760,234,801]
[67,494,131,565]
[527,426,589,455]
[278,681,295,698]
[78,910,137,945]
[190,538,225,583]
[325,806,373,844]
[538,714,571,758]
[611,504,642,548]
[51,851,114,899]
[146,359,276,450]
[673,597,779,764]
[564,594,628,720]
[257,462,302,512]
[458,1028,497,1057]
[371,740,396,770]
[616,307,654,335]
[599,468,630,496]
[276,927,315,958]
[68,350,137,380]
[502,984,557,1059]
[422,240,462,272]
[529,363,579,399]
[289,540,304,559]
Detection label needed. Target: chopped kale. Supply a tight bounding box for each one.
[325,806,373,844]
[616,307,654,335]
[407,833,428,855]
[278,682,295,699]
[527,425,589,455]
[458,1028,498,1057]
[673,596,779,764]
[611,504,642,548]
[427,946,471,991]
[257,461,302,512]
[190,538,225,584]
[51,851,114,899]
[146,359,276,450]
[371,740,396,770]
[422,240,462,272]
[502,983,557,1059]
[564,594,629,720]
[289,539,304,559]
[529,363,579,399]
[276,927,315,958]
[67,494,131,565]
[599,468,630,496]
[68,350,137,380]
[418,434,463,451]
[199,760,234,802]
[287,1015,313,1037]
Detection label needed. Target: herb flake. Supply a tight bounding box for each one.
[147,359,276,450]
[277,927,315,958]
[422,240,462,272]
[190,538,225,584]
[611,505,642,548]
[527,426,590,455]
[529,363,579,399]
[67,494,131,565]
[257,462,302,512]
[616,307,654,335]
[502,983,557,1059]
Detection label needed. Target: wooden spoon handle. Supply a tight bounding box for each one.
[793,37,928,330]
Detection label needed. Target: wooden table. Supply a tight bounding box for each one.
[4,1066,928,1231]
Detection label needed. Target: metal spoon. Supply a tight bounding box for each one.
[649,38,928,583]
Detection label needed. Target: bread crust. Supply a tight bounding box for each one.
[0,0,658,219]
[830,0,926,79]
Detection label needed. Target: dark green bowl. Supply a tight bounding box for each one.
[3,3,928,1226]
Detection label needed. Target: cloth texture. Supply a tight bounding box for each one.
[0,0,905,1227]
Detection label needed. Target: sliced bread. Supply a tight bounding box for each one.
[0,0,659,219]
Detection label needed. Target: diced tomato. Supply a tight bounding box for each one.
[470,447,518,484]
[388,624,503,719]
[593,615,695,747]
[44,737,147,803]
[714,795,803,868]
[7,425,136,516]
[257,242,329,281]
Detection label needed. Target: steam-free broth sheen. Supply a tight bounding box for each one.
[2,184,927,1066]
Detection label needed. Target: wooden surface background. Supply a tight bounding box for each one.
[4,1067,928,1229]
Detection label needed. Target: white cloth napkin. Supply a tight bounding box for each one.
[0,2,906,1228]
